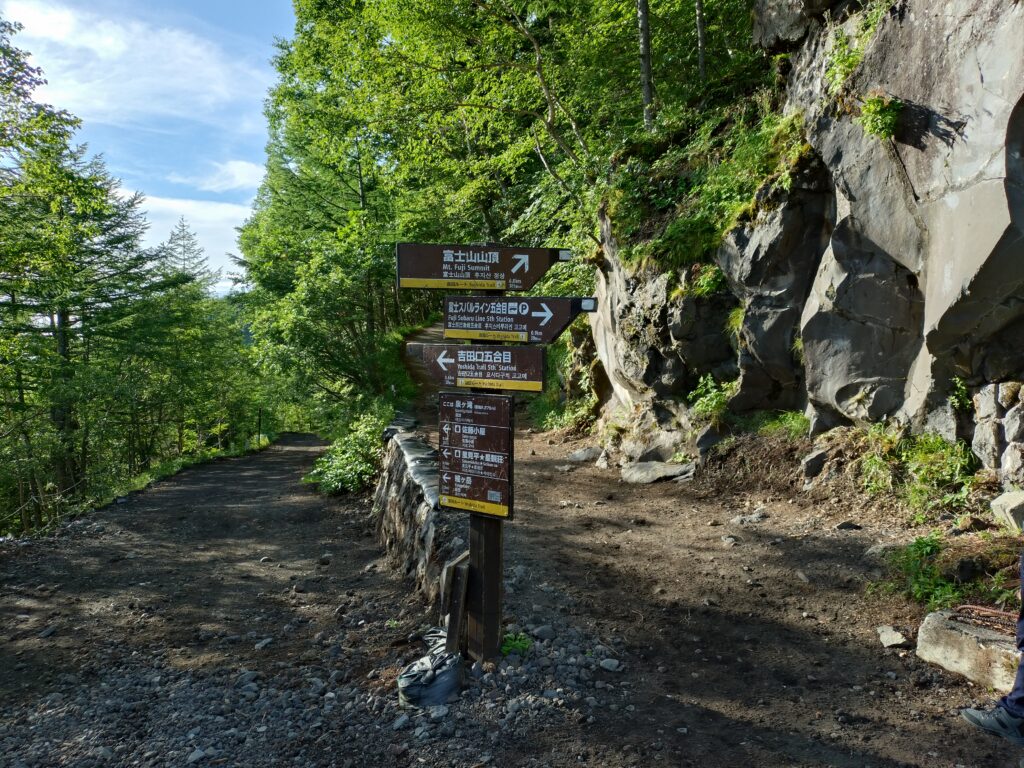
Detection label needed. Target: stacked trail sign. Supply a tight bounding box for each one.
[396,241,596,661]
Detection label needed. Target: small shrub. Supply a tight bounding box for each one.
[858,425,977,514]
[688,374,737,426]
[857,93,902,139]
[887,532,1020,611]
[757,411,810,440]
[791,335,805,365]
[528,337,597,434]
[948,377,971,413]
[726,305,745,348]
[306,398,394,493]
[728,410,810,440]
[825,1,894,95]
[889,532,963,610]
[902,433,977,511]
[690,263,727,298]
[501,632,533,656]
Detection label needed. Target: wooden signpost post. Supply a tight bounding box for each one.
[396,242,594,661]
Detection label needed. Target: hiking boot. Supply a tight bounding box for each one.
[961,706,1024,746]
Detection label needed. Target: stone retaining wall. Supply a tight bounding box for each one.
[371,419,467,606]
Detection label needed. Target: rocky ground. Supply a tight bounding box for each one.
[1,431,1022,767]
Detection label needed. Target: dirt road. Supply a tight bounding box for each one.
[0,430,1019,767]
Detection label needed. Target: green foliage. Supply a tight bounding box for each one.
[857,93,902,140]
[528,336,597,434]
[611,106,808,270]
[887,533,1019,611]
[501,632,534,657]
[689,264,728,297]
[0,23,287,534]
[825,1,893,95]
[726,305,746,347]
[948,377,971,413]
[889,532,964,610]
[687,374,738,426]
[730,410,810,440]
[306,398,395,494]
[791,335,805,365]
[859,426,978,514]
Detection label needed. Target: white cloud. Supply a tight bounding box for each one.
[141,196,252,278]
[168,160,265,193]
[2,0,273,130]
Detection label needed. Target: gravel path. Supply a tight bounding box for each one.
[1,431,1021,767]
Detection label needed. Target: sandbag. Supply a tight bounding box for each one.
[397,627,462,708]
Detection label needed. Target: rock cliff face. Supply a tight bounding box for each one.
[590,0,1024,485]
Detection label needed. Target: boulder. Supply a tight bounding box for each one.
[1004,404,1024,444]
[992,491,1024,533]
[972,419,1004,470]
[567,446,602,463]
[876,625,912,649]
[1003,444,1024,487]
[752,0,836,50]
[621,461,696,485]
[717,152,835,411]
[800,219,924,425]
[916,611,1017,693]
[801,448,829,480]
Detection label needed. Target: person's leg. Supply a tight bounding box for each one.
[997,551,1024,717]
[961,551,1024,745]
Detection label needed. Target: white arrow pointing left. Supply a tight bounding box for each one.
[436,349,453,371]
[531,302,553,326]
[512,253,529,274]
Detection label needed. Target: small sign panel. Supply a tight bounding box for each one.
[396,243,571,291]
[444,296,598,344]
[439,392,514,519]
[413,344,545,392]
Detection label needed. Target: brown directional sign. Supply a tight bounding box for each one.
[439,392,514,519]
[444,296,597,344]
[396,242,571,291]
[413,344,545,392]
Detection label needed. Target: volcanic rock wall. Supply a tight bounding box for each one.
[590,0,1024,486]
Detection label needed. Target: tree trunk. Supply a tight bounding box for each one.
[695,0,707,82]
[637,0,656,130]
[52,306,77,494]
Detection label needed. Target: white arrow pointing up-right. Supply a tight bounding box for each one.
[436,349,453,371]
[511,253,529,274]
[531,302,553,326]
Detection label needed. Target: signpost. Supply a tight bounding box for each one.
[396,240,593,663]
[413,344,545,392]
[438,393,513,519]
[397,243,571,292]
[444,296,597,344]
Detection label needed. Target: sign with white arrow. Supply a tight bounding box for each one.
[438,392,513,519]
[412,344,545,392]
[396,243,572,291]
[444,296,597,344]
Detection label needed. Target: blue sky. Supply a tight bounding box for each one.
[2,0,295,287]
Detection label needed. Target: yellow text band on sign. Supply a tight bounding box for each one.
[457,378,543,392]
[399,278,506,289]
[440,495,510,518]
[443,329,528,342]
